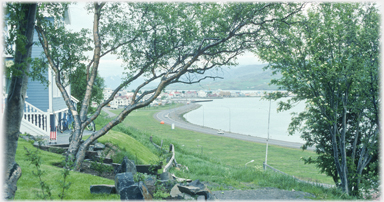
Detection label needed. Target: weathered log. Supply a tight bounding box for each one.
[163,144,175,172]
[150,136,164,151]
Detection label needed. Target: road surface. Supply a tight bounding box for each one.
[154,104,316,151]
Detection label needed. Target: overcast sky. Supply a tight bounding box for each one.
[67,2,265,77]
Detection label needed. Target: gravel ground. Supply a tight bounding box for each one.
[211,187,316,200]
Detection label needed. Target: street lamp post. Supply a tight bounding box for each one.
[264,99,272,167]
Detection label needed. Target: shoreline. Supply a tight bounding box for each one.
[154,103,315,151]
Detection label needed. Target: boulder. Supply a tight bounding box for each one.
[88,145,94,152]
[114,156,137,175]
[178,179,216,200]
[21,134,36,142]
[170,184,184,199]
[143,177,157,196]
[119,183,143,200]
[94,142,105,150]
[160,171,173,181]
[90,185,116,194]
[183,193,195,200]
[85,151,98,160]
[33,139,49,147]
[139,181,152,200]
[197,195,206,201]
[96,150,103,157]
[115,172,135,194]
[177,184,200,195]
[169,185,194,201]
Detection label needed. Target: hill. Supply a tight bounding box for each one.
[102,64,281,91]
[165,64,280,90]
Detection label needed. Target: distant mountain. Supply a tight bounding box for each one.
[166,64,281,90]
[102,75,156,90]
[102,63,280,91]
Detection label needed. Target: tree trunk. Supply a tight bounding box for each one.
[340,103,349,195]
[3,3,37,199]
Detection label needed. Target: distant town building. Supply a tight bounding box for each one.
[185,91,197,98]
[219,91,231,97]
[198,90,207,98]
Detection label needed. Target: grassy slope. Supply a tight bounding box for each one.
[107,105,350,200]
[96,130,159,164]
[14,139,119,200]
[111,106,333,185]
[14,105,346,200]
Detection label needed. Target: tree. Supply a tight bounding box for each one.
[3,3,38,199]
[255,3,379,196]
[35,2,304,170]
[69,66,105,114]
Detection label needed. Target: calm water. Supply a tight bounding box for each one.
[184,97,307,143]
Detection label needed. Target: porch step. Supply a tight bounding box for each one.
[20,119,47,137]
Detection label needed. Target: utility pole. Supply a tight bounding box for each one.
[264,99,272,166]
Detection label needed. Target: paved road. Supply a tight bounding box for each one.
[154,104,316,151]
[102,107,117,118]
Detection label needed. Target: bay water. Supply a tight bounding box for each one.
[183,97,307,143]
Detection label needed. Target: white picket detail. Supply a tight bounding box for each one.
[23,101,49,135]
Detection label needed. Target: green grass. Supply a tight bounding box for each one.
[96,130,159,164]
[14,139,119,200]
[97,104,351,199]
[14,103,352,200]
[111,105,334,185]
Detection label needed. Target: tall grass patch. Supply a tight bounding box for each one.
[14,139,119,200]
[96,130,159,164]
[116,106,334,185]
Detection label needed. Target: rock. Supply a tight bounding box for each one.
[178,179,216,200]
[114,172,135,194]
[90,185,116,194]
[160,171,173,181]
[119,183,143,200]
[96,150,103,157]
[197,195,206,200]
[169,185,194,200]
[189,179,205,189]
[85,151,98,160]
[170,184,184,199]
[177,184,200,195]
[33,139,49,147]
[143,177,156,196]
[94,142,105,150]
[183,193,195,200]
[198,188,216,200]
[88,145,94,152]
[21,134,36,142]
[114,156,137,175]
[139,181,153,200]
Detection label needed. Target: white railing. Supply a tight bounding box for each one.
[23,101,49,136]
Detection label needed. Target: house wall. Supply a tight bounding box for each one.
[26,29,50,112]
[53,97,68,112]
[26,28,68,113]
